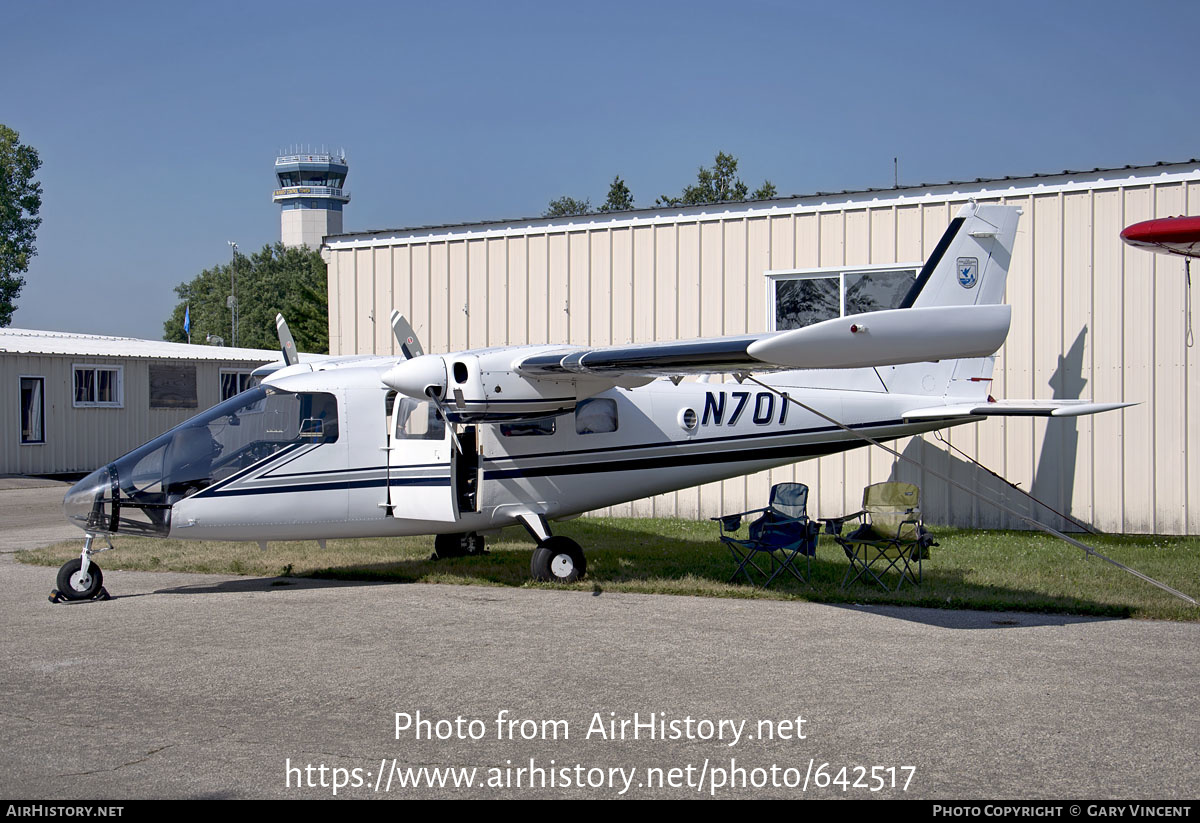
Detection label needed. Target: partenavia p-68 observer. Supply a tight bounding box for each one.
[54,203,1129,598]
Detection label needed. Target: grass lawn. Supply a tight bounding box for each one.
[18,517,1200,621]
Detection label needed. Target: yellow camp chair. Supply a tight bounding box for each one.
[832,482,936,590]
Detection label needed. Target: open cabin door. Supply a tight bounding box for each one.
[386,393,458,522]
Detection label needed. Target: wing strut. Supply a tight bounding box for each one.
[743,374,1197,607]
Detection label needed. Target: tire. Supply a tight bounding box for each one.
[433,532,484,559]
[530,536,586,583]
[56,558,104,601]
[433,532,465,559]
[461,532,485,556]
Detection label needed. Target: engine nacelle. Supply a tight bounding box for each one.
[381,348,620,422]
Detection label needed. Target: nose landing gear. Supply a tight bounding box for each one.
[50,534,113,603]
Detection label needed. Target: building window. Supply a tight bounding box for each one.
[73,365,123,407]
[149,364,198,409]
[20,376,44,444]
[219,369,255,401]
[575,398,618,434]
[768,265,919,330]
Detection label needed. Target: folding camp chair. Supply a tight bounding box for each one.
[832,481,936,591]
[713,483,821,588]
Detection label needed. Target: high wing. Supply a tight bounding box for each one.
[380,304,1012,423]
[514,304,1011,377]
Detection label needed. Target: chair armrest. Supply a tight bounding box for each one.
[711,507,769,533]
[893,516,920,541]
[822,511,864,535]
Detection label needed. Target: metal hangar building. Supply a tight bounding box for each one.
[2,328,284,476]
[322,160,1200,535]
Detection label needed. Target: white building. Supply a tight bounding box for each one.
[323,160,1200,534]
[2,328,285,476]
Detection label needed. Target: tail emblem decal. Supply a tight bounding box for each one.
[957,257,979,289]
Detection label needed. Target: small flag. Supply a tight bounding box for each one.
[184,304,191,335]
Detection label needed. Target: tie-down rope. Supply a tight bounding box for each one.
[742,374,1196,606]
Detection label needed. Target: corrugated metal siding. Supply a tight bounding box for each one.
[2,356,258,475]
[328,166,1200,534]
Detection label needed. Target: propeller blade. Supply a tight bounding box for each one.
[275,314,299,367]
[427,391,462,453]
[390,311,425,360]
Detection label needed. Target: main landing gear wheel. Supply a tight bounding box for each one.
[530,536,586,583]
[432,531,485,560]
[55,558,104,601]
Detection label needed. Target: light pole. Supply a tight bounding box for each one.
[227,241,238,348]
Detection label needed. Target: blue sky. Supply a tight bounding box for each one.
[5,0,1199,340]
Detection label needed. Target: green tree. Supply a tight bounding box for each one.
[163,243,329,353]
[599,175,634,212]
[656,151,776,207]
[0,125,42,326]
[544,195,592,217]
[753,180,778,199]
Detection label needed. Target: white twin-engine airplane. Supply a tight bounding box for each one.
[55,203,1128,599]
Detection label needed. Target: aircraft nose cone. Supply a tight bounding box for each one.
[382,355,447,399]
[63,466,111,532]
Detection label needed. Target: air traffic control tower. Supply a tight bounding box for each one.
[272,149,350,248]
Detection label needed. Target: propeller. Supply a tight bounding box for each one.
[381,318,460,452]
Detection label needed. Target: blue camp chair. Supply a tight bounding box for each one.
[713,483,821,588]
[831,481,937,591]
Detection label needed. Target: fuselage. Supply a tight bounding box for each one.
[63,355,966,543]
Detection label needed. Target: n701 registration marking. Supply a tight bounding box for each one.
[702,391,790,427]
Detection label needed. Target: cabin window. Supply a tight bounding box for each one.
[768,266,918,330]
[149,364,198,410]
[20,376,44,445]
[393,397,446,441]
[575,398,618,434]
[500,418,556,437]
[219,369,255,401]
[73,365,123,407]
[262,391,339,444]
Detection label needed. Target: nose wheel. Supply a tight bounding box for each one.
[54,557,105,599]
[49,534,113,603]
[530,536,586,583]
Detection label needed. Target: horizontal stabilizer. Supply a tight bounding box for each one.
[903,399,1135,420]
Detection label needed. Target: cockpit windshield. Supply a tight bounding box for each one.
[64,386,339,535]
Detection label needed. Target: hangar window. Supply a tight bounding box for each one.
[20,376,44,445]
[575,398,618,434]
[219,369,255,401]
[73,365,123,408]
[150,364,198,409]
[768,265,918,330]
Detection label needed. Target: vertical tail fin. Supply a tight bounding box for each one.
[882,202,1022,398]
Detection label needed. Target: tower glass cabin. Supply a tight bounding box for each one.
[273,150,350,248]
